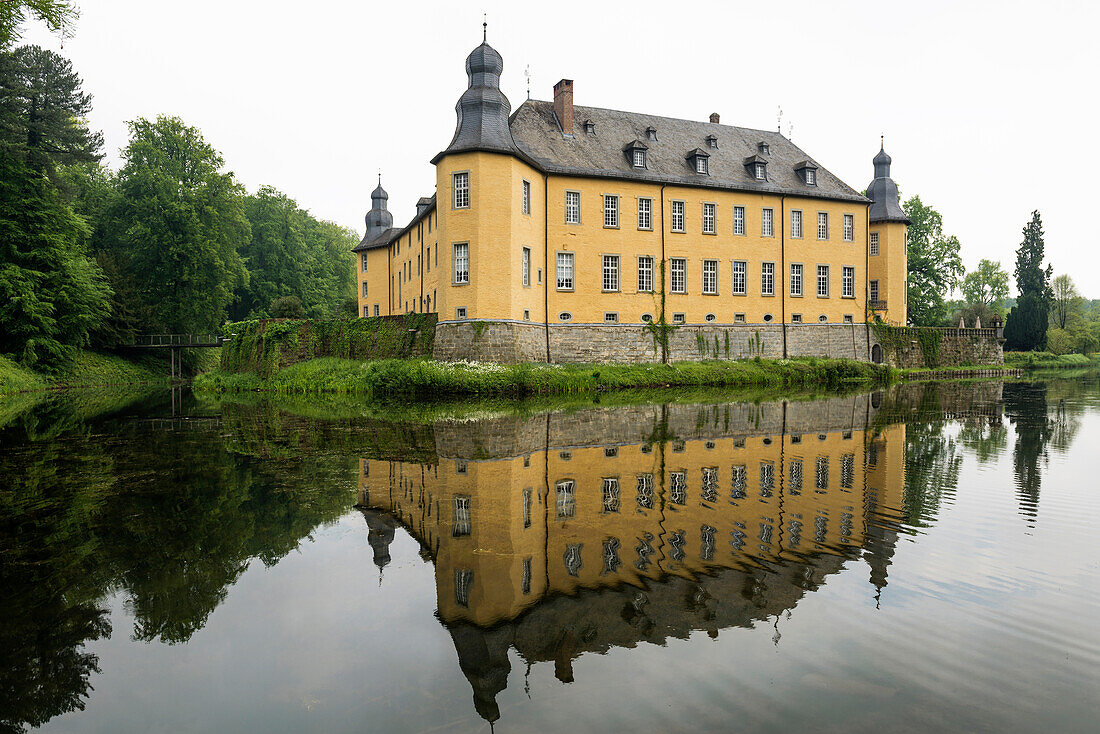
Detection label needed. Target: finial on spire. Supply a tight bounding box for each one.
[777,105,783,133]
[880,134,884,149]
[483,13,487,42]
[524,64,530,100]
[377,170,381,186]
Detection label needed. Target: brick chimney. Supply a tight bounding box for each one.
[709,112,720,123]
[554,79,574,136]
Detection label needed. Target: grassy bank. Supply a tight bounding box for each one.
[1004,352,1099,369]
[194,356,893,399]
[0,350,168,396]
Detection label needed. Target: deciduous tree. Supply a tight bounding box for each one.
[1050,274,1080,330]
[961,259,1010,315]
[903,196,964,326]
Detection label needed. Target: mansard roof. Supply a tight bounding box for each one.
[509,100,868,204]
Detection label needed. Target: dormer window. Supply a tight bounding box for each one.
[743,155,767,180]
[705,134,718,149]
[583,120,595,135]
[755,163,765,180]
[758,142,770,155]
[795,160,818,186]
[623,139,649,169]
[686,148,710,175]
[646,126,658,141]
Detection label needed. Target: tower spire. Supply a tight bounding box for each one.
[483,13,487,42]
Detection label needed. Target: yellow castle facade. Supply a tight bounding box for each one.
[354,36,910,362]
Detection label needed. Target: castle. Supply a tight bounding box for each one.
[354,33,911,364]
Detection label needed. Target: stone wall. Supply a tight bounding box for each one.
[432,320,1002,368]
[872,327,1004,368]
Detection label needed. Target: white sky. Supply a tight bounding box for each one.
[22,0,1100,296]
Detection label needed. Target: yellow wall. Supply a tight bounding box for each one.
[356,247,391,318]
[868,221,908,325]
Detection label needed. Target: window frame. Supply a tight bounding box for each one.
[603,194,619,229]
[556,251,575,291]
[637,255,654,293]
[732,259,747,296]
[817,211,828,241]
[791,209,803,239]
[754,162,766,180]
[761,207,774,238]
[452,171,470,209]
[522,179,531,215]
[670,199,686,233]
[632,149,646,168]
[564,190,581,224]
[761,261,775,297]
[817,264,830,298]
[790,262,804,297]
[702,202,716,234]
[522,247,531,288]
[602,254,620,292]
[869,231,880,256]
[452,242,470,285]
[702,259,718,295]
[843,213,854,242]
[733,205,745,236]
[869,279,880,302]
[637,197,653,230]
[670,257,687,294]
[842,266,855,298]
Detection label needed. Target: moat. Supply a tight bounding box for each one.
[2,376,1098,733]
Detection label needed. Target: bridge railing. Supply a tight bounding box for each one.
[131,334,224,347]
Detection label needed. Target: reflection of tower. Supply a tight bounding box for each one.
[360,509,398,577]
[862,423,906,607]
[448,625,511,725]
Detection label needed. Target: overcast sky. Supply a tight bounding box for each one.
[22,0,1100,296]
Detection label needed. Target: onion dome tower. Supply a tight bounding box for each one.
[866,145,910,225]
[433,25,518,162]
[361,176,393,245]
[865,140,911,326]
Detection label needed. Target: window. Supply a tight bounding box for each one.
[632,149,646,167]
[559,311,572,321]
[564,544,583,576]
[696,156,709,174]
[732,260,746,295]
[733,206,745,235]
[843,214,854,242]
[603,195,619,228]
[731,465,748,499]
[453,496,471,537]
[637,255,654,292]
[556,480,575,518]
[702,203,716,234]
[670,258,686,293]
[755,162,766,180]
[374,305,380,317]
[602,478,621,513]
[670,471,687,505]
[672,312,686,324]
[522,180,531,215]
[817,212,828,240]
[603,254,620,291]
[556,252,575,290]
[763,313,773,322]
[815,457,829,490]
[819,314,828,323]
[455,306,466,319]
[638,197,652,230]
[734,313,746,323]
[604,312,618,324]
[762,208,774,237]
[452,243,470,284]
[522,247,530,287]
[452,171,469,209]
[806,169,816,185]
[790,263,803,297]
[869,232,879,256]
[523,309,530,321]
[362,305,369,317]
[869,280,880,302]
[843,314,854,324]
[760,461,775,496]
[671,200,685,232]
[705,313,716,322]
[789,460,803,494]
[761,262,775,296]
[702,259,718,295]
[842,266,854,298]
[361,253,368,272]
[817,265,830,297]
[454,569,472,607]
[636,474,655,509]
[362,282,369,297]
[641,313,653,323]
[522,557,531,594]
[523,488,532,528]
[791,210,803,239]
[792,313,803,323]
[565,190,580,223]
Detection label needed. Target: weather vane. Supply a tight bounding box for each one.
[524,64,531,100]
[777,106,783,134]
[483,13,487,42]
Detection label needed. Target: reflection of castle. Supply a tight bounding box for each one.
[357,395,906,722]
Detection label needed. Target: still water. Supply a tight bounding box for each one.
[2,377,1099,733]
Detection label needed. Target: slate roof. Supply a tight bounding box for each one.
[352,193,438,253]
[509,100,868,204]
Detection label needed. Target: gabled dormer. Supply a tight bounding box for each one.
[645,126,658,141]
[623,139,649,168]
[686,148,710,175]
[744,154,767,181]
[582,119,596,136]
[705,134,718,150]
[794,160,818,186]
[757,141,771,155]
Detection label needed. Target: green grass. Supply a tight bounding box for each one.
[1003,352,1098,369]
[194,356,893,400]
[0,355,47,396]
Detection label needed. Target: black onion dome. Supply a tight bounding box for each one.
[867,145,910,224]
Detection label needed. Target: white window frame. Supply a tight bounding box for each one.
[702,202,716,234]
[556,252,575,291]
[755,162,766,180]
[603,194,619,228]
[565,190,580,224]
[842,266,854,298]
[702,259,718,295]
[671,200,685,233]
[733,206,745,236]
[362,281,369,297]
[791,210,803,239]
[869,279,880,302]
[670,258,686,294]
[453,242,470,285]
[632,149,646,168]
[604,312,619,324]
[696,156,708,174]
[522,247,531,287]
[522,179,531,215]
[453,495,471,536]
[869,232,880,256]
[790,263,804,297]
[806,169,816,185]
[762,208,774,237]
[603,254,620,292]
[452,171,470,209]
[843,214,854,242]
[817,212,828,240]
[637,255,654,293]
[761,262,775,296]
[817,264,830,298]
[732,260,747,295]
[638,197,652,230]
[361,253,368,272]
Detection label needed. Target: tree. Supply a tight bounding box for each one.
[114,116,249,333]
[1005,211,1053,350]
[269,295,305,319]
[1003,292,1048,351]
[1050,274,1080,330]
[903,196,964,326]
[961,259,1010,315]
[0,1,77,49]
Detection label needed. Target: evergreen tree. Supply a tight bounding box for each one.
[1005,210,1053,350]
[1003,292,1048,351]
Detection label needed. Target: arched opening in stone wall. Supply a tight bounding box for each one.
[871,343,883,364]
